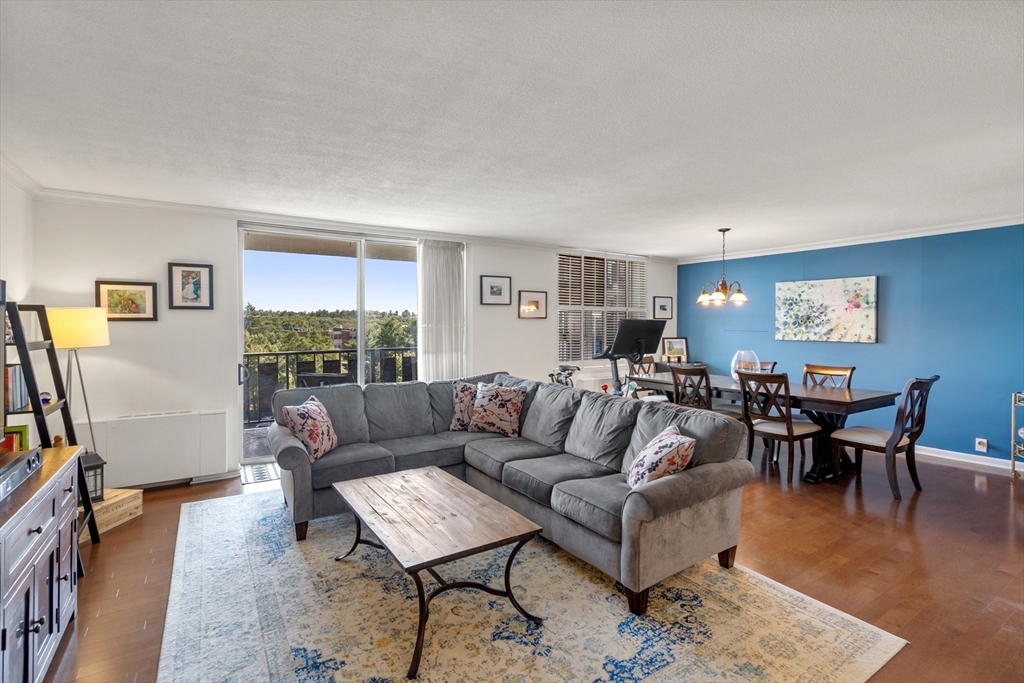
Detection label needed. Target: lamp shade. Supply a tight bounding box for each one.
[48,307,110,349]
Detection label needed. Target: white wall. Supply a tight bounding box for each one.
[32,199,241,485]
[1,174,34,300]
[466,242,678,386]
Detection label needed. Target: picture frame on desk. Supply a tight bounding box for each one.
[663,337,688,362]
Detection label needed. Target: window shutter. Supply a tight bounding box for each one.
[605,310,626,348]
[557,310,581,362]
[605,259,627,307]
[582,311,605,360]
[558,254,582,306]
[583,256,606,307]
[627,260,647,309]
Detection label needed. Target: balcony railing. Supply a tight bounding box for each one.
[243,347,417,426]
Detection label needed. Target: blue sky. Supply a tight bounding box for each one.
[244,251,417,312]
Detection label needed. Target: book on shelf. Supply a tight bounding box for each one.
[4,365,28,412]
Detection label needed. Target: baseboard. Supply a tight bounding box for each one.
[911,446,1013,472]
[190,470,242,485]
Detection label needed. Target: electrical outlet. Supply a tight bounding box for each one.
[975,438,988,453]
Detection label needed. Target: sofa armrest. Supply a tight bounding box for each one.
[267,422,311,471]
[623,458,755,522]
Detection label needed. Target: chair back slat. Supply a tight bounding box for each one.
[890,375,940,448]
[737,371,793,427]
[670,366,713,409]
[803,364,855,388]
[628,355,656,375]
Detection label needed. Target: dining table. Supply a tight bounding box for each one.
[626,372,902,484]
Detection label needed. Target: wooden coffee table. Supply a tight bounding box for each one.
[332,466,543,679]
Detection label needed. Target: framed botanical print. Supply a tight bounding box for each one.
[653,296,673,319]
[480,275,512,305]
[662,337,689,361]
[518,290,547,319]
[168,263,214,310]
[96,280,158,321]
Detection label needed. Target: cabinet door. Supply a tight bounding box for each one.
[1,568,32,683]
[56,514,76,633]
[29,534,57,677]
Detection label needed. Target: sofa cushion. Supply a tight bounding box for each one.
[450,380,478,431]
[426,380,455,434]
[273,384,369,446]
[363,382,434,442]
[464,438,560,481]
[502,453,617,507]
[494,374,540,426]
[470,383,527,437]
[310,442,394,490]
[626,425,696,487]
[623,401,744,473]
[564,393,641,469]
[551,473,630,542]
[376,434,465,470]
[435,430,505,446]
[281,396,338,462]
[520,383,583,451]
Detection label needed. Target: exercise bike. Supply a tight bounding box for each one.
[549,365,580,387]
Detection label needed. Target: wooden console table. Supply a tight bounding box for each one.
[1,446,83,683]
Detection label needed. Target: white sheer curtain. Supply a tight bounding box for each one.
[418,239,466,380]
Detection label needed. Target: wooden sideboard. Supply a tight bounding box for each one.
[1,446,82,683]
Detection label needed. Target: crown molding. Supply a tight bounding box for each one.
[0,155,42,196]
[676,216,1024,265]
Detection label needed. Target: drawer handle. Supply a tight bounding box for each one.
[60,573,70,582]
[63,485,74,493]
[28,525,43,535]
[28,617,45,633]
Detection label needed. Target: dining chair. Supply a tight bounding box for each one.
[737,371,822,481]
[670,366,740,418]
[788,364,857,430]
[829,375,940,499]
[628,355,656,375]
[758,361,778,372]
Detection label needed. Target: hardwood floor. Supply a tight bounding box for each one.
[43,455,1023,682]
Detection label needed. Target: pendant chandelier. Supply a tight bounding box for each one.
[696,228,747,306]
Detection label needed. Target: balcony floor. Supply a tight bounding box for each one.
[242,424,274,464]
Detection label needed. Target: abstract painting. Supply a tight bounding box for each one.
[96,280,158,321]
[775,276,877,343]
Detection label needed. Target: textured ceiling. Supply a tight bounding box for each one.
[1,1,1021,259]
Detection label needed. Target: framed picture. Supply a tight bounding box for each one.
[663,337,689,362]
[168,263,214,310]
[775,276,877,343]
[96,280,158,321]
[518,290,548,319]
[653,296,673,320]
[4,425,29,452]
[480,275,512,305]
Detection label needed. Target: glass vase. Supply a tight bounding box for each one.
[730,350,761,381]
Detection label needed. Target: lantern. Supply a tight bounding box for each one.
[80,451,106,502]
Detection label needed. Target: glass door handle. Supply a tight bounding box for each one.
[238,363,250,386]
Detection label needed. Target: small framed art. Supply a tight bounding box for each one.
[653,296,673,319]
[518,290,547,319]
[96,280,158,321]
[480,275,512,305]
[662,337,689,362]
[169,263,214,310]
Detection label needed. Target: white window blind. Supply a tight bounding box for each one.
[557,253,647,362]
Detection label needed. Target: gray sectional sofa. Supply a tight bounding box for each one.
[267,372,754,615]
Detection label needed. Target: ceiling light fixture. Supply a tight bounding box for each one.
[696,228,747,306]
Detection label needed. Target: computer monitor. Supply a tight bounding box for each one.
[609,318,667,359]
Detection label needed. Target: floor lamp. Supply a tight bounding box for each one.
[47,307,110,456]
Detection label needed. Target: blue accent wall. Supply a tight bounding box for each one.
[676,224,1024,459]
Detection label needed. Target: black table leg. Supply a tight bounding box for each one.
[407,571,429,679]
[802,411,850,484]
[504,538,543,624]
[334,515,385,561]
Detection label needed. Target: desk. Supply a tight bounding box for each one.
[627,372,901,483]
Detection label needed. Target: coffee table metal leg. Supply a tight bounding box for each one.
[504,537,543,624]
[407,571,429,679]
[335,515,384,561]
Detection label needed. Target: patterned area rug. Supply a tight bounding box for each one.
[157,491,905,682]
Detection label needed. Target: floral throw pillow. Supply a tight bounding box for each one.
[469,383,526,437]
[282,396,338,463]
[626,424,696,488]
[450,380,478,431]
